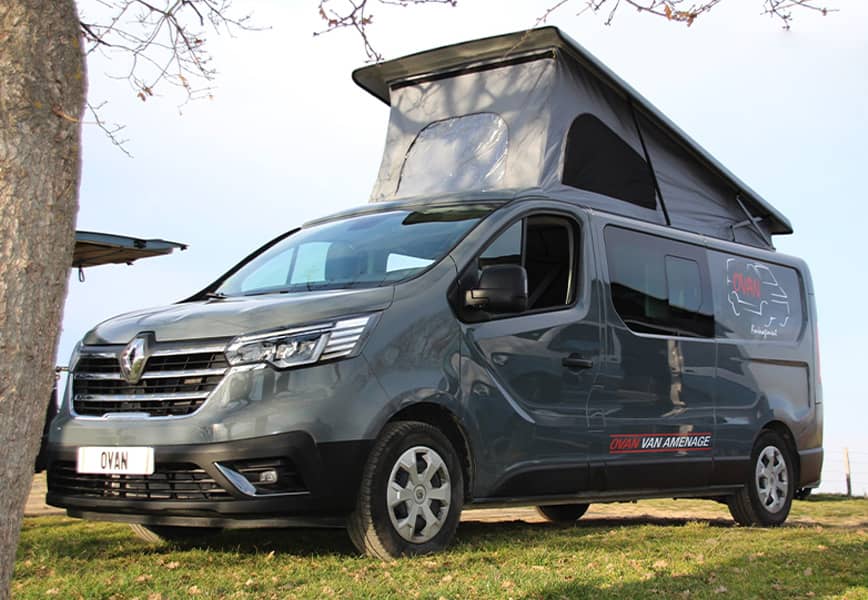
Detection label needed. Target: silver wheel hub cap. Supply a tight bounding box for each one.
[755,445,789,513]
[387,446,451,543]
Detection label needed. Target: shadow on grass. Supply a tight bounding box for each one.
[20,507,864,562]
[17,515,865,599]
[19,522,357,562]
[169,515,740,556]
[465,514,738,529]
[801,493,866,503]
[185,527,357,557]
[21,516,700,560]
[172,514,757,558]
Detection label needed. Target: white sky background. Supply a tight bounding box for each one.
[64,0,868,494]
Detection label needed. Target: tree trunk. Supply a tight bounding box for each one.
[0,1,84,596]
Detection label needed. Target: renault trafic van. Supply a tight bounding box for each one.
[46,28,822,559]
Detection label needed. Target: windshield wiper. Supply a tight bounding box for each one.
[205,291,228,300]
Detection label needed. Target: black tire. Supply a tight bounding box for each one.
[347,421,464,559]
[129,524,221,544]
[727,430,795,526]
[536,503,590,523]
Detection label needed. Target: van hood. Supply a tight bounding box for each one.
[82,286,395,345]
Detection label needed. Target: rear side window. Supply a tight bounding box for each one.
[665,256,702,312]
[605,226,713,338]
[709,252,804,342]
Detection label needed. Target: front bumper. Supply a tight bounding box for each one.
[46,432,372,528]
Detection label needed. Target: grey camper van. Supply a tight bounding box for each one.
[45,28,823,558]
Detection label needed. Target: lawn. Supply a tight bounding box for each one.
[12,495,868,599]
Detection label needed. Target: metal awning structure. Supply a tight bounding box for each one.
[73,231,187,269]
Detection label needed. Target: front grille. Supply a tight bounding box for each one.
[72,345,228,418]
[49,461,231,500]
[147,353,229,372]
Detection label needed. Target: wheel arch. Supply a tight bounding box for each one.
[758,420,800,482]
[384,402,474,501]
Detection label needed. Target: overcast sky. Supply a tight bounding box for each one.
[63,0,867,494]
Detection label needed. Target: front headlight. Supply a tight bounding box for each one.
[225,314,376,370]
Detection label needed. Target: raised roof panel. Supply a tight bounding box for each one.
[354,27,792,248]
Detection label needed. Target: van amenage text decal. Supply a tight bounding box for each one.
[609,433,713,454]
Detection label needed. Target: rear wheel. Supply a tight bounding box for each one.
[129,524,221,544]
[347,421,464,559]
[794,487,812,500]
[536,503,590,523]
[728,430,795,526]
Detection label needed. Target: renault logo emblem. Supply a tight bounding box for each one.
[119,334,151,384]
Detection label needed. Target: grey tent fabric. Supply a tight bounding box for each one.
[374,57,555,199]
[354,27,791,248]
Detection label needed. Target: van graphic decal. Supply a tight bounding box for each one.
[725,258,792,339]
[609,433,712,454]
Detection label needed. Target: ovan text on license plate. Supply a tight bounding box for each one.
[76,446,155,475]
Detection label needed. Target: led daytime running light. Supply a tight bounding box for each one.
[225,315,373,370]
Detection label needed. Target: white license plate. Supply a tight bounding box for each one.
[76,446,155,475]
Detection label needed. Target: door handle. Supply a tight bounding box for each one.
[562,354,594,370]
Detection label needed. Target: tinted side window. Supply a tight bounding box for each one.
[605,226,713,338]
[479,221,522,269]
[666,255,702,312]
[466,214,578,318]
[563,114,656,210]
[525,216,576,309]
[709,251,804,342]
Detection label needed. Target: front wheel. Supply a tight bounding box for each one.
[727,430,795,526]
[536,503,590,523]
[347,421,464,559]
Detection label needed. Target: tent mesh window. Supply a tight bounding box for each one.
[398,112,508,197]
[562,113,656,210]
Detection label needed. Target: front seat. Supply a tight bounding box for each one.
[324,241,365,283]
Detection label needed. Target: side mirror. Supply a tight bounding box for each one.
[465,264,528,313]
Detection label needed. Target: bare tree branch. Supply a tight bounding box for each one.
[761,0,836,29]
[86,100,132,157]
[77,0,259,153]
[78,0,837,154]
[79,0,257,102]
[316,0,838,63]
[577,0,836,28]
[315,0,457,62]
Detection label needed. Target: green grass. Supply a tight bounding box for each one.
[13,496,868,599]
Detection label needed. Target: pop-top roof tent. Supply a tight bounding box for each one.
[353,27,792,249]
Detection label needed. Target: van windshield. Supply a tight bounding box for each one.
[215,206,492,296]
